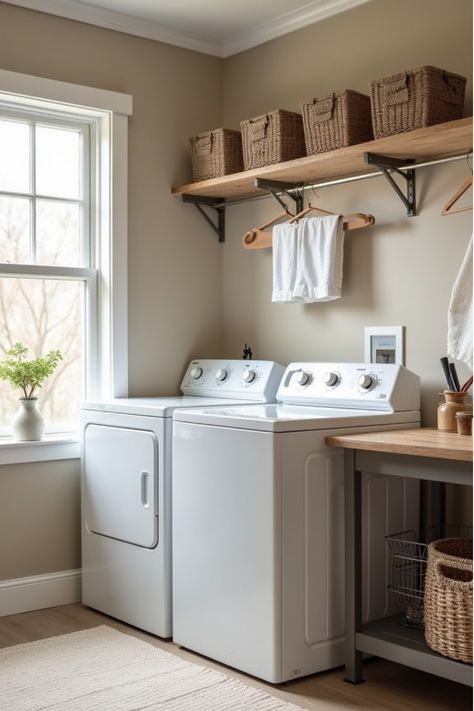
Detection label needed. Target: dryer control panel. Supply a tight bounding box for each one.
[181,360,285,402]
[277,362,420,412]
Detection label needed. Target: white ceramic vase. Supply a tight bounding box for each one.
[12,397,44,441]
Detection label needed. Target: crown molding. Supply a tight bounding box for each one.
[2,0,374,58]
[222,0,374,57]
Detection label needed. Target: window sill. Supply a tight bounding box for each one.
[0,433,80,465]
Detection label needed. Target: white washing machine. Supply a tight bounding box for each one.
[81,358,284,638]
[172,362,421,682]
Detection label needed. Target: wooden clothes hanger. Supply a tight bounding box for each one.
[242,203,375,250]
[242,210,293,248]
[441,175,473,216]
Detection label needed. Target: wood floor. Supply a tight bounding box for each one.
[0,603,471,711]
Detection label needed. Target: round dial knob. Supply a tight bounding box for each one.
[358,374,375,390]
[216,368,229,382]
[324,371,340,387]
[296,370,311,387]
[190,366,203,380]
[243,369,256,383]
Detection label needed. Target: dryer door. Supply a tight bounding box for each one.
[83,423,158,548]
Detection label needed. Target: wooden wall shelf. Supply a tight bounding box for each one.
[172,118,472,202]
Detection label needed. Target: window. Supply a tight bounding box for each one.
[0,112,91,431]
[0,70,131,444]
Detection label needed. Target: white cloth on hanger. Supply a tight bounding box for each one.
[272,215,344,303]
[447,235,473,368]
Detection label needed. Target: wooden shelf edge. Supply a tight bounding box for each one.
[171,118,473,201]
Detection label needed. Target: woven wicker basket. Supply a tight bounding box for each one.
[240,110,305,170]
[370,66,466,139]
[190,128,243,182]
[301,90,373,155]
[424,538,472,663]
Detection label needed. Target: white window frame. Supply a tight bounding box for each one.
[0,69,132,462]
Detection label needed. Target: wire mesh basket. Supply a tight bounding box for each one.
[386,525,473,628]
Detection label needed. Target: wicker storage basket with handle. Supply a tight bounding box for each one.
[424,538,472,663]
[370,66,466,138]
[300,90,373,155]
[190,128,243,182]
[240,110,306,170]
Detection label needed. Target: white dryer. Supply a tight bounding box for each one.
[81,359,284,637]
[172,362,421,681]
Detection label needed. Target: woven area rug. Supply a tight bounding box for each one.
[0,625,307,711]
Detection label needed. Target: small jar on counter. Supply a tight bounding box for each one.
[455,411,473,436]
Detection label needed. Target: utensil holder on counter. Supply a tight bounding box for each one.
[437,391,471,432]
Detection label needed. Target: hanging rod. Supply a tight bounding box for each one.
[222,152,469,208]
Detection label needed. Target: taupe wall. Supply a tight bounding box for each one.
[222,0,473,425]
[0,460,80,578]
[0,2,223,581]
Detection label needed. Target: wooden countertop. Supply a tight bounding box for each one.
[325,427,473,462]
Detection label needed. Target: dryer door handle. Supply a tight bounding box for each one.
[140,471,150,509]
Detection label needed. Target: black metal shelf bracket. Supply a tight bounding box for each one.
[182,194,226,242]
[364,153,416,216]
[255,179,305,214]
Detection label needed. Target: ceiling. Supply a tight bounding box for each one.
[4,0,373,56]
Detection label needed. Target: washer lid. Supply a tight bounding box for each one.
[81,395,252,418]
[173,403,420,432]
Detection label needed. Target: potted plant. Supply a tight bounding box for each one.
[0,342,63,441]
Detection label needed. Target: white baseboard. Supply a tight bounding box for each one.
[0,569,82,617]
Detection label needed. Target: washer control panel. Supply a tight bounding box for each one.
[278,362,420,412]
[181,360,285,402]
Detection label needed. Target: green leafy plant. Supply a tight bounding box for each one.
[0,342,63,399]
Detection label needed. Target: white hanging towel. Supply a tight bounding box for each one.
[272,215,344,303]
[447,235,473,368]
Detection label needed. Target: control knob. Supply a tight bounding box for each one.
[190,366,203,380]
[296,370,311,387]
[324,371,340,387]
[243,369,256,384]
[358,374,376,390]
[216,368,229,382]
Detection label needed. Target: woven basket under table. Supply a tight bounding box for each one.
[240,110,306,170]
[301,90,373,155]
[424,537,472,663]
[190,128,243,182]
[370,65,466,138]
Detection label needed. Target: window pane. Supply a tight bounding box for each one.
[0,195,31,263]
[0,278,84,430]
[36,200,81,266]
[0,118,30,193]
[36,125,82,199]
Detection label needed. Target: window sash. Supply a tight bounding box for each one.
[0,108,91,269]
[0,263,98,422]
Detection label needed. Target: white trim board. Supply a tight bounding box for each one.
[0,569,82,617]
[0,68,132,115]
[2,0,374,57]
